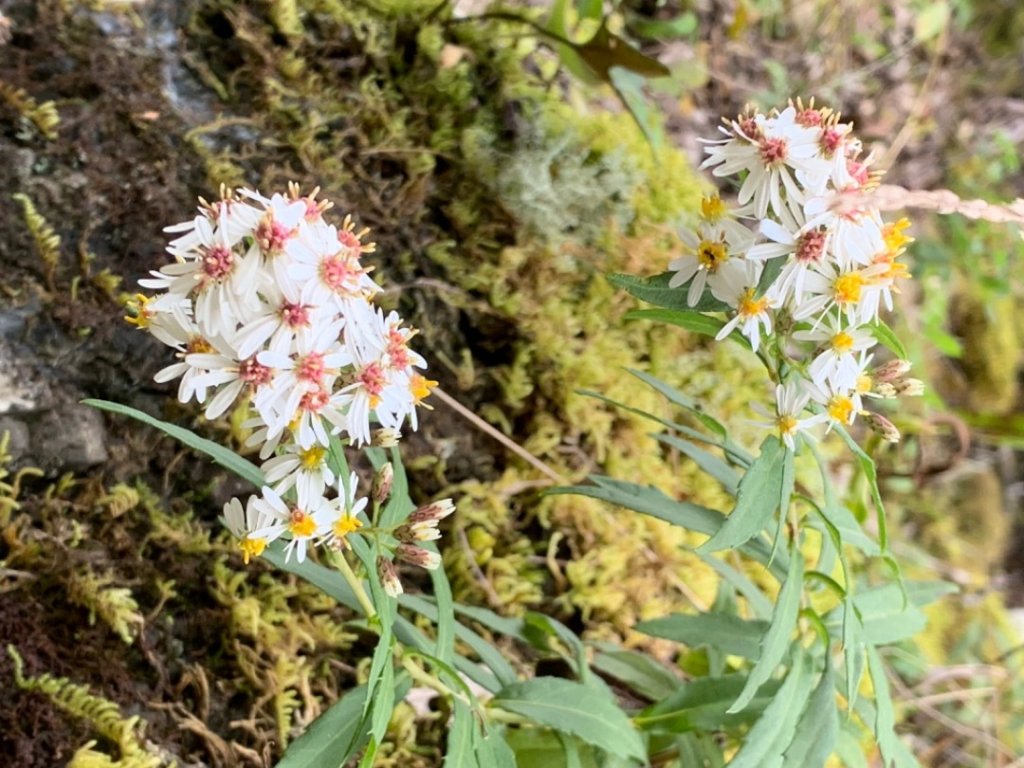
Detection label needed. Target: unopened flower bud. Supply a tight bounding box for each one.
[395,522,442,543]
[864,412,900,443]
[408,498,456,526]
[873,359,912,383]
[894,378,924,397]
[396,543,442,570]
[874,382,898,399]
[373,462,394,505]
[377,556,403,597]
[372,428,402,448]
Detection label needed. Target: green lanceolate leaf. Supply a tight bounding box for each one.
[635,612,769,659]
[696,553,773,619]
[866,647,920,768]
[274,683,369,768]
[553,475,788,579]
[652,432,740,495]
[728,550,804,713]
[625,308,729,341]
[444,699,477,768]
[699,435,787,553]
[828,580,957,646]
[728,651,814,768]
[490,677,645,761]
[609,271,731,313]
[635,674,782,734]
[783,656,838,768]
[770,444,796,563]
[835,425,889,552]
[590,643,680,701]
[869,319,908,360]
[842,595,865,709]
[83,399,263,486]
[475,727,517,768]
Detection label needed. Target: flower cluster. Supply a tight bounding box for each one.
[129,185,450,565]
[669,102,921,449]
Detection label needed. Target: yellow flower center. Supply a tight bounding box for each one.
[298,445,326,471]
[124,293,153,329]
[187,336,215,355]
[288,509,318,538]
[882,218,913,253]
[827,395,854,423]
[856,374,872,395]
[333,514,363,540]
[410,374,438,404]
[701,194,727,222]
[832,273,864,304]
[830,331,854,354]
[239,536,267,564]
[738,289,768,318]
[697,240,728,272]
[776,414,798,435]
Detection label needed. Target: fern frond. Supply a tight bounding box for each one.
[12,193,61,289]
[0,81,59,139]
[67,569,144,644]
[7,646,163,767]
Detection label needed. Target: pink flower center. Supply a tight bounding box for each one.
[797,108,822,127]
[337,229,362,253]
[304,199,321,222]
[359,362,387,397]
[239,356,272,387]
[820,128,843,156]
[796,230,827,263]
[846,160,869,186]
[201,245,234,281]
[296,352,327,383]
[256,215,294,255]
[280,300,312,328]
[738,116,761,140]
[387,329,410,369]
[299,387,330,414]
[320,253,359,292]
[759,137,788,165]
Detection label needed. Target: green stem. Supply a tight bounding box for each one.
[332,549,377,620]
[401,656,469,706]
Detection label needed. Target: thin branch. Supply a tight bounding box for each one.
[432,386,566,484]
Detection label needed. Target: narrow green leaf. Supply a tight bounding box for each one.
[627,368,729,439]
[83,399,263,486]
[842,596,865,709]
[869,320,908,360]
[551,476,787,579]
[866,646,920,768]
[590,643,680,701]
[783,656,838,768]
[728,651,814,768]
[491,678,645,761]
[770,445,795,564]
[699,436,787,553]
[835,426,888,552]
[827,580,957,645]
[557,731,584,768]
[474,727,517,768]
[624,307,732,343]
[754,251,788,297]
[444,699,477,768]
[608,66,663,149]
[653,433,740,495]
[635,612,769,659]
[696,553,773,619]
[608,271,730,312]
[274,684,369,768]
[635,674,782,733]
[728,550,804,713]
[368,657,395,745]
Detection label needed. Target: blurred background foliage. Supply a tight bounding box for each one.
[1,0,1023,765]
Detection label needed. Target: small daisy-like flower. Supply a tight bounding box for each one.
[668,224,750,307]
[767,380,827,451]
[712,261,777,352]
[250,485,334,563]
[806,380,864,431]
[262,442,336,500]
[223,495,276,564]
[792,260,889,326]
[319,471,368,550]
[793,317,876,390]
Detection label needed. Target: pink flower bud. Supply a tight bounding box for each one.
[373,462,394,505]
[396,543,441,570]
[377,556,403,597]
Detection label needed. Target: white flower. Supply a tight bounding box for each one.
[792,260,888,326]
[250,484,334,563]
[262,442,336,500]
[805,379,864,431]
[668,222,750,307]
[223,495,275,564]
[712,261,777,353]
[767,380,827,451]
[793,317,876,390]
[318,471,369,549]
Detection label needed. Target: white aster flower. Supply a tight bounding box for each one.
[223,495,275,564]
[793,317,876,390]
[261,441,336,500]
[250,484,334,563]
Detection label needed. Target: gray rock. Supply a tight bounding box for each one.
[31,400,109,473]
